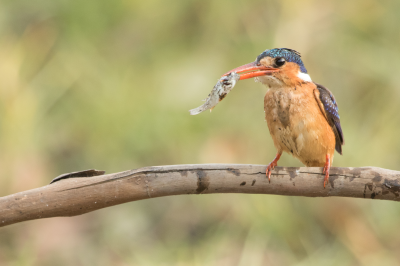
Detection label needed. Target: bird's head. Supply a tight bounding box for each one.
[223,48,312,88]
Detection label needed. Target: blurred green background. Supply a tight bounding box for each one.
[1,0,400,265]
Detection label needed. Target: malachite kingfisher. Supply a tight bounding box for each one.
[223,48,344,188]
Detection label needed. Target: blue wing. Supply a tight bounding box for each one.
[314,83,344,154]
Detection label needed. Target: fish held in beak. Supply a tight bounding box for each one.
[189,62,279,115]
[189,72,240,115]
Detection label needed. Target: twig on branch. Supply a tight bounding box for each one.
[1,164,400,228]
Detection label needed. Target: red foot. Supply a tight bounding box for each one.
[323,154,331,188]
[266,153,281,183]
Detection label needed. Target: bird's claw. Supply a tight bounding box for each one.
[323,154,331,188]
[265,153,282,183]
[266,161,278,183]
[323,166,329,188]
[266,153,282,183]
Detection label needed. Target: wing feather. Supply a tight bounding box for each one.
[313,83,344,154]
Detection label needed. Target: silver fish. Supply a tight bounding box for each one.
[189,72,240,115]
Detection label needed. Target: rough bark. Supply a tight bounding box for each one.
[1,164,399,228]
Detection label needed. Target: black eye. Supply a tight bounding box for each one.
[275,57,286,67]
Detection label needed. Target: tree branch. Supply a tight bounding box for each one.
[1,164,400,228]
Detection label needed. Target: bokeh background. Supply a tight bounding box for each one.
[1,0,400,265]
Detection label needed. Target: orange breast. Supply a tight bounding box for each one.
[264,83,336,167]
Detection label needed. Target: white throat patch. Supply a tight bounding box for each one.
[298,72,312,82]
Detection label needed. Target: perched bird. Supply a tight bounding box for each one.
[223,48,344,188]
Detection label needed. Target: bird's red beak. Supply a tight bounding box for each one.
[222,62,279,80]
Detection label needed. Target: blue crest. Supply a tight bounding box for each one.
[256,48,307,73]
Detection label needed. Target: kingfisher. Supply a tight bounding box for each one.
[223,48,344,188]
